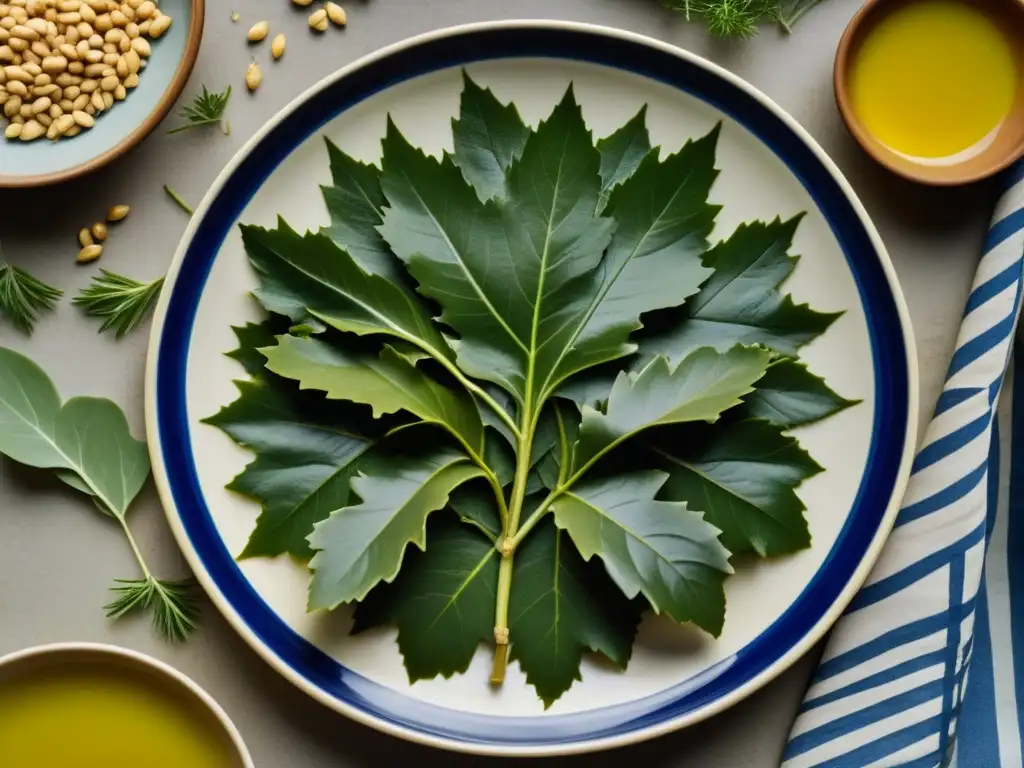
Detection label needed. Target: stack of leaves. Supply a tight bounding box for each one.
[207,73,855,706]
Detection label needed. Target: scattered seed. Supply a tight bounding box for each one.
[308,8,327,31]
[325,2,346,26]
[245,60,260,91]
[90,220,107,240]
[246,19,267,42]
[291,0,313,5]
[270,32,284,60]
[76,243,102,263]
[230,10,239,22]
[106,203,129,221]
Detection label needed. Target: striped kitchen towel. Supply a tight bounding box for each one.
[783,161,1024,768]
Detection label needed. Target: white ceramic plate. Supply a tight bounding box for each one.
[145,21,918,756]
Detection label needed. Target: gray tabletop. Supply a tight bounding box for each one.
[0,0,996,765]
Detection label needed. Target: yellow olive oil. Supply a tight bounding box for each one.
[850,0,1018,159]
[0,660,240,768]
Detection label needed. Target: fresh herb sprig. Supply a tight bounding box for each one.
[662,0,827,36]
[0,258,63,334]
[74,270,164,337]
[0,347,200,642]
[106,578,200,643]
[168,85,232,135]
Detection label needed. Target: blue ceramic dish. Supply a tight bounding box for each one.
[0,0,202,188]
[145,21,918,756]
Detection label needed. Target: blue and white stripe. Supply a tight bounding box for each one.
[785,161,1024,767]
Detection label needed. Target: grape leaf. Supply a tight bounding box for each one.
[352,512,499,681]
[739,358,858,427]
[638,217,841,365]
[240,221,454,361]
[261,334,485,459]
[596,105,651,204]
[378,89,619,404]
[561,126,720,377]
[0,348,149,519]
[320,138,402,280]
[573,346,771,472]
[652,419,823,556]
[452,72,529,202]
[551,471,732,635]
[308,451,486,609]
[509,517,642,706]
[204,324,385,560]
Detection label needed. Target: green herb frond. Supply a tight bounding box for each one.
[73,270,164,337]
[0,261,63,334]
[105,577,201,643]
[662,0,814,36]
[168,85,232,135]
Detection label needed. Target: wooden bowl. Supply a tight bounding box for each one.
[0,643,253,766]
[834,0,1024,186]
[0,0,204,188]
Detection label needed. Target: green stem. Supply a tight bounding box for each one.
[491,552,513,684]
[490,420,534,684]
[117,516,153,581]
[418,349,521,441]
[164,185,194,215]
[483,467,511,527]
[507,492,558,549]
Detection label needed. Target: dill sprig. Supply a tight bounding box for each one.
[167,85,232,135]
[105,578,201,643]
[73,270,164,337]
[662,0,825,36]
[0,260,63,333]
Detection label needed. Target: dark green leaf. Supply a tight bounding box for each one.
[205,333,381,560]
[452,71,529,201]
[378,88,619,404]
[639,217,840,366]
[448,481,501,539]
[308,451,485,609]
[552,471,731,634]
[261,335,485,458]
[652,419,822,556]
[596,106,651,204]
[225,320,284,377]
[509,518,641,706]
[240,222,453,360]
[351,513,499,680]
[558,127,720,381]
[573,346,771,473]
[740,358,858,427]
[320,139,403,280]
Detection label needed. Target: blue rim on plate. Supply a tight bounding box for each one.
[145,22,918,756]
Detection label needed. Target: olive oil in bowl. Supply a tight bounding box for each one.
[0,645,249,768]
[850,0,1017,161]
[835,0,1024,184]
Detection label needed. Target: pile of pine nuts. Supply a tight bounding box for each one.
[0,0,172,143]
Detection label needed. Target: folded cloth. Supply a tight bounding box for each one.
[783,161,1024,768]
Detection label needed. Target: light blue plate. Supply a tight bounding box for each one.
[0,0,199,187]
[145,22,918,756]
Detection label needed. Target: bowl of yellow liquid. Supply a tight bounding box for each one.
[0,643,252,768]
[835,0,1024,185]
